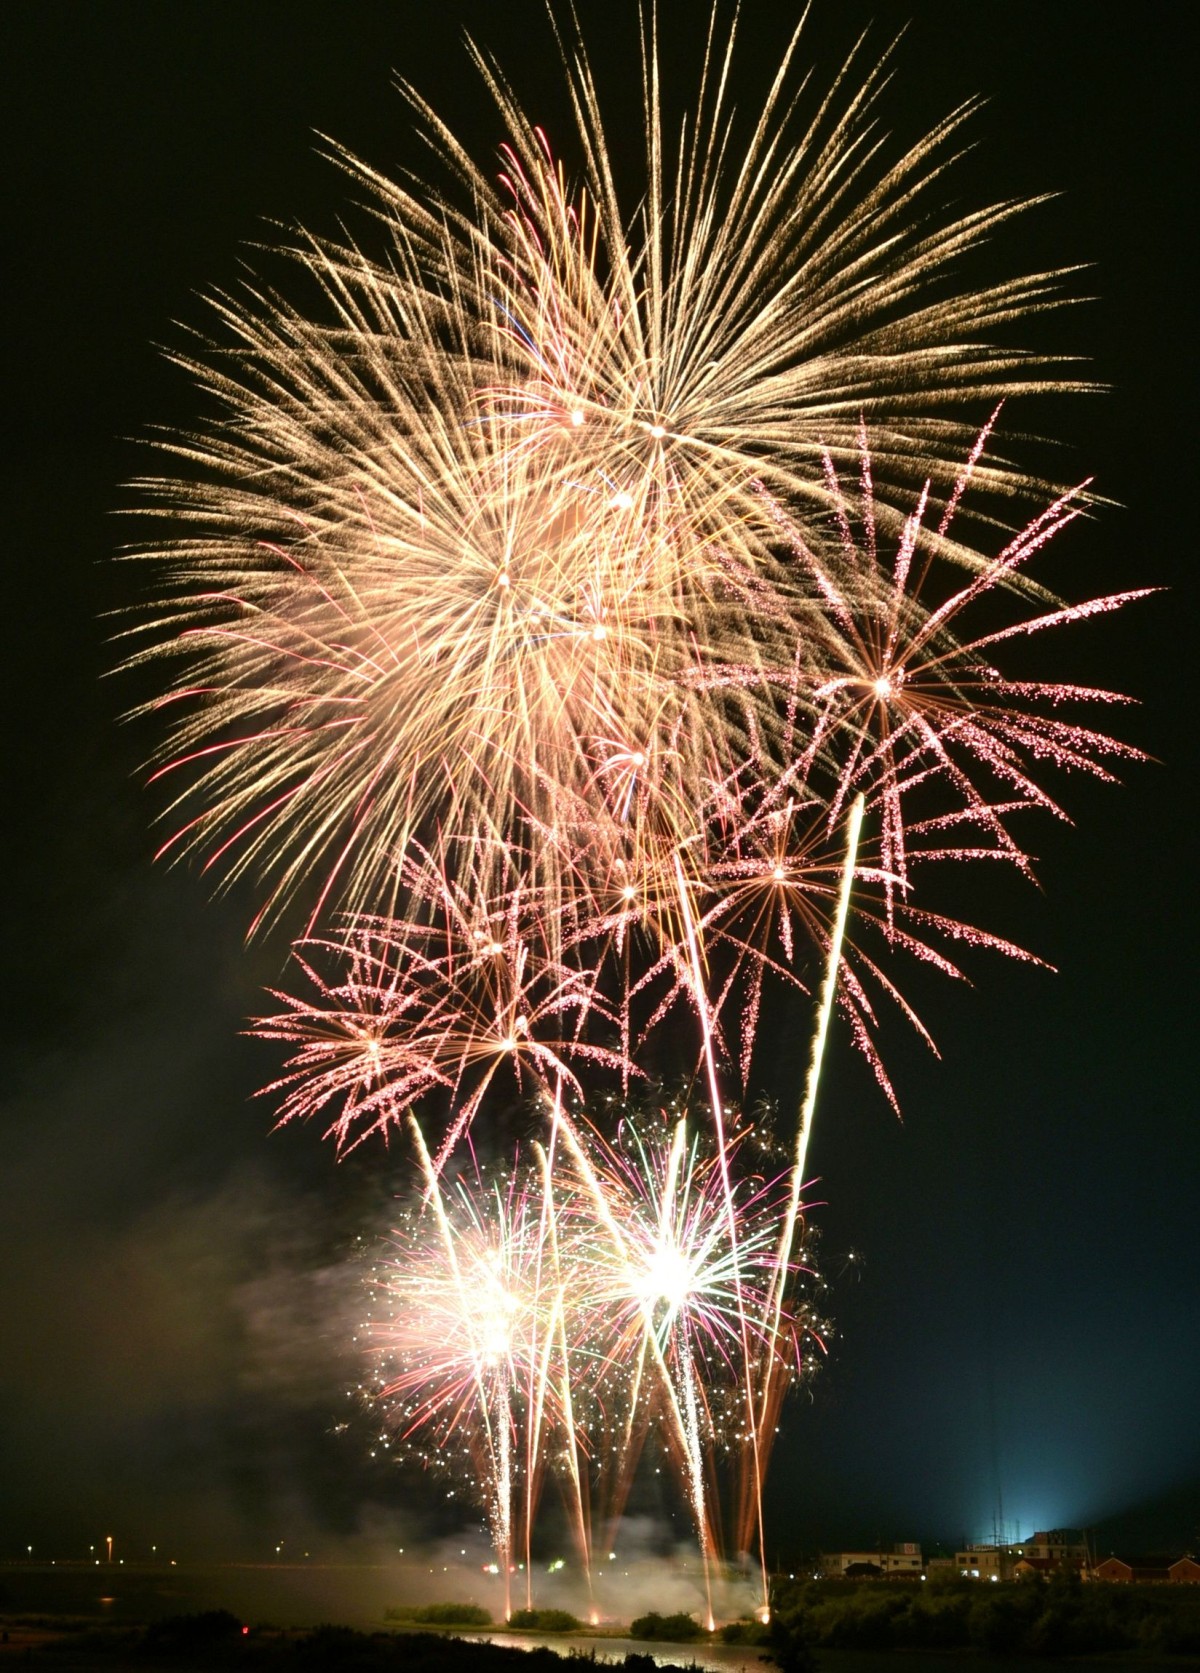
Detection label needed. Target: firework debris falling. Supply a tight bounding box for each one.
[120,5,1148,1619]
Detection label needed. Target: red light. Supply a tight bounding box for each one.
[241,1626,249,1636]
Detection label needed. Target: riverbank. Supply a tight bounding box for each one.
[3,1614,1200,1673]
[3,1563,1200,1671]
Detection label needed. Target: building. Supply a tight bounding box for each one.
[955,1545,1011,1581]
[957,1530,1088,1582]
[1093,1555,1200,1584]
[819,1543,923,1579]
[1025,1530,1089,1569]
[1094,1557,1145,1582]
[1012,1556,1057,1580]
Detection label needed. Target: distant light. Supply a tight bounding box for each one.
[873,675,893,699]
[649,424,665,439]
[570,409,584,427]
[611,491,634,511]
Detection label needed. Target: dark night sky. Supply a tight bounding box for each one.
[2,0,1195,1570]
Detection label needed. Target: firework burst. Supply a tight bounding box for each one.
[558,1107,812,1514]
[123,9,1096,935]
[121,5,1149,1620]
[361,1099,826,1619]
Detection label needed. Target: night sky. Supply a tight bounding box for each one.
[3,1,1195,1571]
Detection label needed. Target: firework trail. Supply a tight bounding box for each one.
[745,792,862,1559]
[367,1119,595,1617]
[552,1100,815,1622]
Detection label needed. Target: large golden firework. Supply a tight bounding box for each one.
[122,9,1095,936]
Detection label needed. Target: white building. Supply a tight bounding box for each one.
[820,1543,923,1578]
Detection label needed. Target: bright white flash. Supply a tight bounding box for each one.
[472,1265,519,1364]
[638,1241,694,1311]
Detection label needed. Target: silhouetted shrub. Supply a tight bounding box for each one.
[628,1609,704,1641]
[765,1611,819,1673]
[298,1627,562,1671]
[1141,1602,1200,1655]
[898,1587,970,1646]
[967,1588,1041,1654]
[506,1608,579,1631]
[806,1590,905,1649]
[143,1611,245,1650]
[384,1603,492,1626]
[718,1616,769,1644]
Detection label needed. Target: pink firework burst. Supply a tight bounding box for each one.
[255,834,633,1160]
